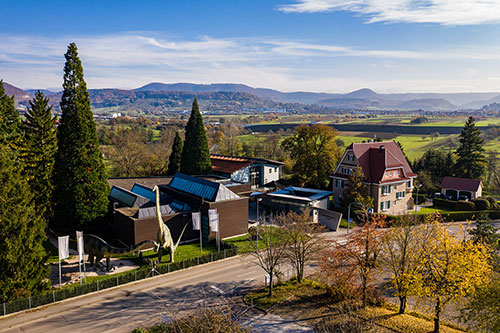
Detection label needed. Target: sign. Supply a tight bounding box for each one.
[192,212,201,230]
[76,231,84,262]
[317,208,342,232]
[208,209,219,233]
[58,235,69,260]
[348,218,353,223]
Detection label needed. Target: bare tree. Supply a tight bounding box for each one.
[249,217,287,297]
[280,209,326,283]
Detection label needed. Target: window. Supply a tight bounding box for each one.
[380,200,391,211]
[381,185,391,195]
[347,154,355,162]
[269,168,273,173]
[408,180,412,188]
[393,185,397,191]
[396,191,405,199]
[335,179,344,188]
[341,167,352,175]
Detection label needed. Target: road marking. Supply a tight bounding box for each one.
[100,308,128,318]
[237,270,256,277]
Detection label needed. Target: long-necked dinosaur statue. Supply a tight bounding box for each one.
[84,234,155,271]
[152,185,188,263]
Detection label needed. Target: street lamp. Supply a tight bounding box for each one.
[414,183,423,223]
[256,198,262,251]
[347,201,373,234]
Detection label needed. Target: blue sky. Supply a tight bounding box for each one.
[2,0,500,93]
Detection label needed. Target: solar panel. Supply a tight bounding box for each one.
[169,173,219,201]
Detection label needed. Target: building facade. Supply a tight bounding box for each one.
[330,141,417,215]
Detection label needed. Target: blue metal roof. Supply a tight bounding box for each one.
[271,186,332,201]
[131,183,169,204]
[168,173,220,201]
[109,186,150,207]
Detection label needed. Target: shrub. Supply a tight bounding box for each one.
[471,198,490,211]
[412,193,427,205]
[487,197,499,210]
[455,200,476,211]
[433,198,456,210]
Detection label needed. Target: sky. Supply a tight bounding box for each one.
[2,0,500,93]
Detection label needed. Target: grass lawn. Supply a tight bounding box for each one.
[246,279,465,333]
[224,234,265,254]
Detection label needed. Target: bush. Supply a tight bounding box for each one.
[412,193,427,204]
[471,198,490,211]
[455,200,476,211]
[433,198,456,210]
[487,197,498,210]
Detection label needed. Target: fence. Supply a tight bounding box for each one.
[1,246,238,317]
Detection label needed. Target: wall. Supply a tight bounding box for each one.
[376,181,412,215]
[210,197,249,239]
[231,165,250,183]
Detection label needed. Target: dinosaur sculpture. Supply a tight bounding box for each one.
[84,234,155,271]
[153,185,188,263]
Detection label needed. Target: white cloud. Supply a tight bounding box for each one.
[278,0,500,26]
[1,33,500,92]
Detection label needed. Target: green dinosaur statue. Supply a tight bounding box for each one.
[152,186,188,263]
[84,234,155,271]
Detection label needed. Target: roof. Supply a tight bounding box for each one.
[268,186,332,202]
[210,154,285,167]
[333,141,416,183]
[108,176,172,190]
[210,155,252,174]
[167,172,240,202]
[441,176,482,192]
[109,186,151,208]
[131,183,168,204]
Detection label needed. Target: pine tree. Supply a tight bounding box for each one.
[52,43,109,232]
[0,80,20,148]
[21,91,57,223]
[0,146,49,302]
[167,130,183,175]
[454,116,486,179]
[180,98,212,175]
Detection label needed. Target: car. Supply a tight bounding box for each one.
[433,192,443,198]
[458,195,469,201]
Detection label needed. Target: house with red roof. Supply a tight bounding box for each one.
[440,176,483,200]
[330,141,417,215]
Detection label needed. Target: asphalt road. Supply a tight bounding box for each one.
[0,255,271,333]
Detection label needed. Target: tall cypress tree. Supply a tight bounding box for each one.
[0,80,20,148]
[167,130,183,175]
[454,116,486,180]
[52,43,109,232]
[0,146,49,302]
[21,91,57,223]
[180,98,212,175]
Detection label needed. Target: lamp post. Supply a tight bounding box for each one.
[414,183,423,223]
[256,198,262,251]
[347,201,373,234]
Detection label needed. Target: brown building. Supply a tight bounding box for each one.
[330,141,417,215]
[441,176,483,200]
[110,173,249,247]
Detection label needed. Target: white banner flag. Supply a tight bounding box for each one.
[192,212,201,231]
[209,209,219,233]
[58,235,69,260]
[76,231,84,262]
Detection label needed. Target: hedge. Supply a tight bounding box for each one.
[412,193,427,204]
[455,200,475,211]
[471,198,490,211]
[433,198,456,210]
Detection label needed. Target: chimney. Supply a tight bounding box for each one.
[379,145,385,152]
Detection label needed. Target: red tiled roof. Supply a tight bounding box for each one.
[210,155,252,174]
[441,176,482,192]
[333,141,416,183]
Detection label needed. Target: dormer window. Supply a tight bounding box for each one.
[347,154,355,162]
[342,167,352,175]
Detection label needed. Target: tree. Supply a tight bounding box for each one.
[167,131,183,175]
[412,149,453,192]
[382,216,430,314]
[21,91,58,224]
[469,211,499,252]
[461,272,500,333]
[0,80,20,148]
[281,124,341,188]
[414,216,491,333]
[280,209,326,283]
[454,116,486,179]
[108,127,146,177]
[0,147,49,302]
[249,220,287,297]
[180,97,212,175]
[52,43,109,232]
[322,215,386,308]
[342,166,374,210]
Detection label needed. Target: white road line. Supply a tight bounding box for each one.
[100,308,128,318]
[236,270,256,277]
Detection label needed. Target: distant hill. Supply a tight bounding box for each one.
[396,98,456,111]
[2,82,31,102]
[25,89,59,95]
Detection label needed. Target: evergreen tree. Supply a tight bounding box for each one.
[52,43,109,232]
[21,91,57,223]
[0,146,49,302]
[167,130,183,175]
[454,116,486,179]
[0,80,20,148]
[180,98,212,175]
[342,166,374,209]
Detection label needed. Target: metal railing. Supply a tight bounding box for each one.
[1,246,237,317]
